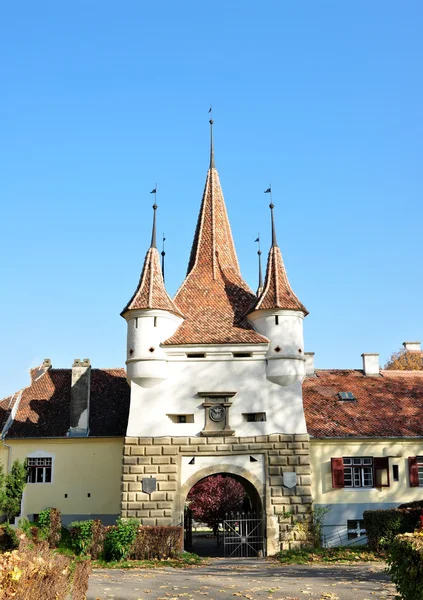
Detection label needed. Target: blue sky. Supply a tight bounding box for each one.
[1,1,422,398]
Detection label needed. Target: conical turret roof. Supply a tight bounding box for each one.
[121,205,184,318]
[252,203,308,314]
[164,121,267,345]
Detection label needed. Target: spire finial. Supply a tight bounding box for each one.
[161,234,166,282]
[264,185,278,247]
[255,234,263,294]
[150,184,158,248]
[209,106,215,169]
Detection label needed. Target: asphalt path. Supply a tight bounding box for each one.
[87,558,396,600]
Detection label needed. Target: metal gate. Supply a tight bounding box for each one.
[223,512,265,557]
[184,508,193,550]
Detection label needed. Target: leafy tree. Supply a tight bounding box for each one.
[187,475,245,535]
[384,348,423,371]
[1,459,27,522]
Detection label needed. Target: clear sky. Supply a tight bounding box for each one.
[1,1,422,399]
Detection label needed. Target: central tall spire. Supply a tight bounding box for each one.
[164,120,268,345]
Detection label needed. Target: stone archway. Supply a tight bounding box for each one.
[177,463,276,556]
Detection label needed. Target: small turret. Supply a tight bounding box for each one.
[121,202,184,387]
[248,200,308,386]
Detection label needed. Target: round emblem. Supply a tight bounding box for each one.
[209,405,226,422]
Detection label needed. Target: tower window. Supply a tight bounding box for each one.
[186,353,206,359]
[275,316,279,325]
[233,352,252,358]
[167,414,194,423]
[154,317,157,327]
[135,318,138,329]
[243,412,266,422]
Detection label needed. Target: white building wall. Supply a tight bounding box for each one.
[126,353,307,437]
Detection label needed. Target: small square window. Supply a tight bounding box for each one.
[28,457,53,484]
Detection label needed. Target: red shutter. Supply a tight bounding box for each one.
[409,457,419,487]
[374,457,390,487]
[331,457,344,488]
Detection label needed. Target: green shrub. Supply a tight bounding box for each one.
[1,460,27,522]
[387,533,423,600]
[363,508,421,551]
[130,526,183,559]
[37,508,62,548]
[0,523,19,551]
[104,518,138,561]
[69,519,105,558]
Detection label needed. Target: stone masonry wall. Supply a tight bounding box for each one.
[121,434,311,552]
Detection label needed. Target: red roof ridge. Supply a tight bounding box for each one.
[122,247,183,317]
[380,369,423,377]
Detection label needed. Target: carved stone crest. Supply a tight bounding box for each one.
[142,477,157,494]
[209,405,226,422]
[283,472,297,489]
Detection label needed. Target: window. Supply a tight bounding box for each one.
[233,352,252,358]
[347,520,366,540]
[343,457,373,488]
[243,412,267,422]
[28,457,52,483]
[331,456,389,489]
[186,353,206,359]
[167,414,194,424]
[338,392,356,401]
[393,465,399,482]
[408,456,423,486]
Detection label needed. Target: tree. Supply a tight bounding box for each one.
[187,475,245,535]
[1,459,27,522]
[384,348,423,371]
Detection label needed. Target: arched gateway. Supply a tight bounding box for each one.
[120,122,312,557]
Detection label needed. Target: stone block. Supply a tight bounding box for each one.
[164,510,172,517]
[122,466,130,474]
[255,435,268,443]
[136,493,150,502]
[270,476,283,486]
[122,483,128,491]
[166,492,175,501]
[216,445,231,451]
[278,449,293,455]
[170,457,178,464]
[268,450,279,456]
[144,466,159,474]
[179,446,191,453]
[123,456,137,465]
[122,474,137,482]
[136,438,152,445]
[294,465,310,474]
[251,443,273,450]
[270,497,285,505]
[296,505,310,514]
[159,465,178,473]
[173,437,189,445]
[163,447,179,455]
[136,510,150,518]
[299,456,311,465]
[158,481,177,491]
[301,496,313,504]
[225,437,238,444]
[157,502,173,509]
[150,492,167,501]
[137,457,152,465]
[153,437,171,445]
[142,502,157,509]
[150,509,165,517]
[299,475,312,486]
[128,483,141,491]
[152,456,171,464]
[127,510,137,518]
[146,447,162,456]
[294,434,310,442]
[288,442,302,450]
[295,486,312,496]
[269,466,281,476]
[239,437,255,443]
[123,446,131,456]
[233,444,249,451]
[268,434,280,442]
[131,446,145,456]
[282,487,295,496]
[288,456,299,465]
[128,492,135,502]
[269,456,286,465]
[198,445,216,452]
[129,466,145,474]
[294,449,310,456]
[141,518,156,526]
[130,502,143,510]
[271,487,282,496]
[273,443,288,449]
[279,435,294,442]
[192,437,206,445]
[125,437,138,445]
[288,496,302,504]
[206,437,223,444]
[156,518,172,526]
[168,474,178,481]
[301,442,310,450]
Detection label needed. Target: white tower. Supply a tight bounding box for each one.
[248,201,308,386]
[121,202,184,388]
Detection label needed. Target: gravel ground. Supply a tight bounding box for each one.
[87,558,397,600]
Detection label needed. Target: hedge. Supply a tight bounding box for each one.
[69,519,105,558]
[37,507,62,548]
[363,508,422,551]
[387,533,423,600]
[130,526,183,560]
[0,534,91,600]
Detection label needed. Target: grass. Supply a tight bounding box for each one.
[92,552,205,569]
[275,546,383,564]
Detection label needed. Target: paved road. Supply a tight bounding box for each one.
[87,558,396,600]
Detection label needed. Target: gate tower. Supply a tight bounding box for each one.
[121,120,312,555]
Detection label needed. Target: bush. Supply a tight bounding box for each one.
[0,542,91,600]
[363,508,422,551]
[37,508,62,548]
[0,523,19,552]
[387,533,423,600]
[130,526,183,560]
[69,519,105,558]
[104,518,138,561]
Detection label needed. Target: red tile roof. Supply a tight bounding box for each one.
[121,247,183,318]
[252,246,308,314]
[164,167,268,345]
[303,369,423,438]
[4,367,129,439]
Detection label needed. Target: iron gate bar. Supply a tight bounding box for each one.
[223,511,265,558]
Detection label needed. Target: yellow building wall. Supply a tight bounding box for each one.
[7,438,123,521]
[311,438,423,506]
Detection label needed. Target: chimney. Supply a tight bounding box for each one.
[42,358,52,369]
[362,353,380,376]
[403,341,421,353]
[304,352,315,376]
[69,358,91,437]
